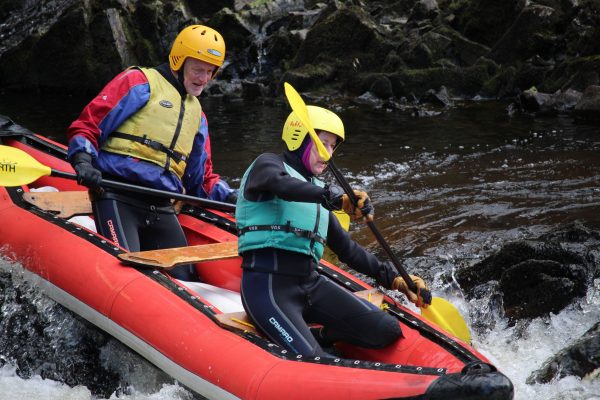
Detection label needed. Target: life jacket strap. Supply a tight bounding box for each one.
[239,222,326,246]
[112,132,188,164]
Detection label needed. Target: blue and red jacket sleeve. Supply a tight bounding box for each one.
[183,112,235,202]
[66,68,150,160]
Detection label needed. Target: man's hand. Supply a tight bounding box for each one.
[71,152,102,189]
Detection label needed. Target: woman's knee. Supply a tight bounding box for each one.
[363,313,402,348]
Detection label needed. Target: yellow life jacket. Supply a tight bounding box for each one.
[101,67,201,178]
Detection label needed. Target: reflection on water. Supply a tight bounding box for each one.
[1,92,599,399]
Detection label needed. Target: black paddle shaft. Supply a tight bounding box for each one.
[327,160,423,294]
[50,169,236,213]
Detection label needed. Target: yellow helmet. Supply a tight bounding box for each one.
[282,105,345,152]
[169,25,226,75]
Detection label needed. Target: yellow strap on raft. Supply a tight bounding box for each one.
[231,317,255,329]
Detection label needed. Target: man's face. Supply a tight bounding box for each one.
[182,58,216,96]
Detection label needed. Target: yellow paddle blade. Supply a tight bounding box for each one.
[0,145,52,186]
[421,297,472,344]
[283,82,331,162]
[333,210,350,231]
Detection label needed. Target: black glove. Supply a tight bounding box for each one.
[225,190,238,204]
[71,152,102,189]
[321,184,345,211]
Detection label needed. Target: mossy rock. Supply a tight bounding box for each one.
[543,55,600,92]
[482,65,518,98]
[489,5,563,65]
[450,0,526,47]
[292,6,394,71]
[433,25,491,66]
[208,8,253,53]
[280,63,337,92]
[185,0,233,17]
[387,58,496,98]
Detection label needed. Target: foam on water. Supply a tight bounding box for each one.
[0,364,93,400]
[0,365,193,400]
[474,281,600,400]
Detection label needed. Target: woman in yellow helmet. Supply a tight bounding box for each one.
[66,25,236,281]
[236,105,429,356]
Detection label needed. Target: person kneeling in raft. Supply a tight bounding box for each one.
[235,105,430,357]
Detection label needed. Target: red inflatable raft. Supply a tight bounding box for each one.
[0,117,513,400]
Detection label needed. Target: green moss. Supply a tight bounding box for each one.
[482,66,518,98]
[544,55,600,92]
[251,0,270,5]
[388,62,494,98]
[280,63,336,91]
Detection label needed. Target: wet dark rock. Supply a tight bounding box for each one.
[489,5,563,65]
[0,269,119,396]
[292,7,393,74]
[512,63,553,92]
[280,62,336,92]
[209,8,253,56]
[408,0,440,23]
[518,87,582,115]
[388,57,498,98]
[574,85,600,120]
[565,1,600,57]
[241,79,266,100]
[541,221,600,244]
[262,29,303,70]
[455,224,597,322]
[432,25,490,67]
[353,91,383,108]
[528,322,600,383]
[543,55,600,93]
[185,0,234,16]
[483,65,518,98]
[406,41,435,68]
[499,259,587,320]
[369,75,394,99]
[449,0,526,47]
[422,85,452,106]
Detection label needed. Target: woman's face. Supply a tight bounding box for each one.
[308,131,337,175]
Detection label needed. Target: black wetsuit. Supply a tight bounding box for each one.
[92,187,197,281]
[239,151,402,357]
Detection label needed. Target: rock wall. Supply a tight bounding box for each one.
[1,0,599,111]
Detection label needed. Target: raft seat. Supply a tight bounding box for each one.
[214,289,385,335]
[23,190,92,218]
[22,190,240,265]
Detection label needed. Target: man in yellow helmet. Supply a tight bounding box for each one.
[236,105,430,356]
[66,25,236,281]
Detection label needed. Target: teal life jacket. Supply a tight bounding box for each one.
[236,161,329,262]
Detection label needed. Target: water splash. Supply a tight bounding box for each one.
[474,282,600,400]
[0,258,195,400]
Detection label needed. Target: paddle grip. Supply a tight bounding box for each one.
[327,160,419,294]
[50,169,236,213]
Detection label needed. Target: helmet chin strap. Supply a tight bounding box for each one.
[178,69,186,93]
[174,60,187,96]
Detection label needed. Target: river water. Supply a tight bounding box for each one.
[0,92,599,399]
